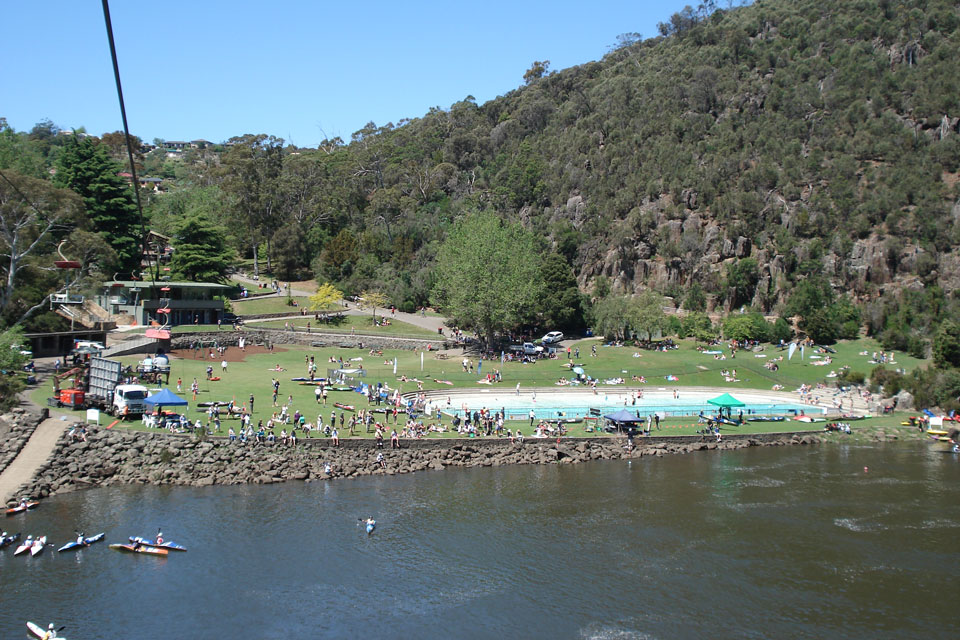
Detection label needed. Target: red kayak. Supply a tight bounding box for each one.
[334,403,355,411]
[5,502,38,516]
[109,543,168,557]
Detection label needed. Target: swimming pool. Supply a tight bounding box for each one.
[428,388,820,421]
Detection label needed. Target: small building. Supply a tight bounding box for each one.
[25,329,109,358]
[96,280,232,327]
[142,230,173,268]
[165,141,189,150]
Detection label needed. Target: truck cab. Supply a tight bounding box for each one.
[113,384,148,418]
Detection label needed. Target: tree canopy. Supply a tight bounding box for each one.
[432,211,542,344]
[53,135,140,275]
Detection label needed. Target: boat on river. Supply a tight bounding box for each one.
[0,532,20,549]
[110,543,168,556]
[27,621,66,640]
[5,501,38,516]
[58,533,105,552]
[30,535,47,556]
[128,536,187,551]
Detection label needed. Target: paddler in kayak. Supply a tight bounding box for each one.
[42,622,59,639]
[362,517,376,534]
[156,531,164,545]
[132,537,144,551]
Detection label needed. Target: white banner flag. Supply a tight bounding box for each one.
[788,342,797,360]
[420,351,424,371]
[393,358,397,375]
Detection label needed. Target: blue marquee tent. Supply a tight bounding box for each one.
[143,388,188,408]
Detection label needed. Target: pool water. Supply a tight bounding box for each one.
[432,390,819,421]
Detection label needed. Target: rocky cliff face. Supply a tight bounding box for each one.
[570,188,954,313]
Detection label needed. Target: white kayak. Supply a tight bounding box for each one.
[14,538,34,556]
[26,621,66,639]
[30,535,47,557]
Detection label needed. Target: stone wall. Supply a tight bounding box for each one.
[15,423,820,500]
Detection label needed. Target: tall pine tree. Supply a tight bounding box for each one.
[53,135,141,275]
[169,213,231,282]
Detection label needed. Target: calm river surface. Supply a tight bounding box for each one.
[1,442,958,639]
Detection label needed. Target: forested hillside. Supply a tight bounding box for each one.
[2,0,960,359]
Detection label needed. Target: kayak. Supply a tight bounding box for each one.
[366,521,376,535]
[14,538,34,555]
[128,536,187,551]
[747,416,786,422]
[58,533,105,552]
[26,621,66,640]
[110,543,168,556]
[0,532,21,549]
[334,403,355,411]
[30,536,47,556]
[5,501,39,516]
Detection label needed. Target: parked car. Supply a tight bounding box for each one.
[542,331,564,345]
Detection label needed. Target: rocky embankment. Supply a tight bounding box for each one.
[0,409,43,476]
[12,424,820,501]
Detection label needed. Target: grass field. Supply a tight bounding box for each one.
[30,336,927,440]
[230,296,311,315]
[243,317,438,339]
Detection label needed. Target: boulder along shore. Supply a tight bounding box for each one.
[3,413,822,503]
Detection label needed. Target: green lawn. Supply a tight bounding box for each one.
[230,296,310,315]
[244,317,438,339]
[29,336,928,440]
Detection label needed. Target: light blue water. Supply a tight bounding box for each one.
[447,401,814,421]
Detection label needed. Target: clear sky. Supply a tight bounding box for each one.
[3,0,695,148]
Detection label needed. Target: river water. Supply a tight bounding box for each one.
[1,442,958,639]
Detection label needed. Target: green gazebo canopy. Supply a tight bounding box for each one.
[707,393,745,408]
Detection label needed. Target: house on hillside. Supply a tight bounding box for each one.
[96,280,231,327]
[118,172,165,191]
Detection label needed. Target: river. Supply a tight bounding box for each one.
[1,442,957,639]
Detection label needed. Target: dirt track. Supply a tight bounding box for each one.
[168,344,288,364]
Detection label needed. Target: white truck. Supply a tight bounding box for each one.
[87,357,148,418]
[509,342,543,356]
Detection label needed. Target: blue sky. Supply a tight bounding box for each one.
[3,1,696,147]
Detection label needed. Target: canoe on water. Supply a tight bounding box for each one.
[0,532,20,549]
[5,501,39,516]
[14,538,34,555]
[110,543,168,556]
[27,621,66,640]
[30,536,47,556]
[58,533,105,552]
[128,536,187,551]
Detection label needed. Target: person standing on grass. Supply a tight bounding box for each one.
[221,359,228,374]
[249,394,255,414]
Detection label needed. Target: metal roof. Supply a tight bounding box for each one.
[104,280,231,290]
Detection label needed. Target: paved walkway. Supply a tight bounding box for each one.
[230,273,447,334]
[0,418,67,503]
